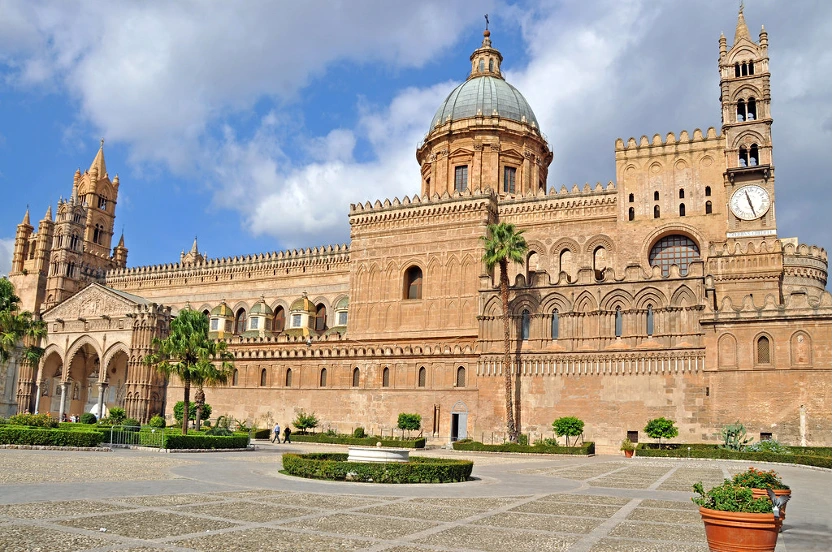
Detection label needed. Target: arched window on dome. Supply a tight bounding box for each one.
[649,235,700,276]
[404,266,423,299]
[489,58,494,72]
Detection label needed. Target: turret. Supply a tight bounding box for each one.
[11,209,33,274]
[113,233,128,267]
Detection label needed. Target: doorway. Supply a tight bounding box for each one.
[450,400,468,442]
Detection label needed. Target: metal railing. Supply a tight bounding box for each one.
[105,425,165,448]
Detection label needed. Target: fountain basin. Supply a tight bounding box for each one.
[347,446,410,463]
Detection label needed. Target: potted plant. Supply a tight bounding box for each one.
[692,480,780,551]
[620,438,635,458]
[731,467,791,520]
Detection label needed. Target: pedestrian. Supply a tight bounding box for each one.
[283,425,291,444]
[272,422,280,443]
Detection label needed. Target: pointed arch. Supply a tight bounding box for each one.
[634,287,667,309]
[573,291,597,313]
[670,285,697,307]
[65,336,103,374]
[790,331,811,366]
[600,289,634,311]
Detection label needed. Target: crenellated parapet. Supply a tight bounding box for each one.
[348,188,497,229]
[781,242,829,290]
[498,181,617,223]
[615,127,722,156]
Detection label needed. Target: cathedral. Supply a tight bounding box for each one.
[5,9,830,449]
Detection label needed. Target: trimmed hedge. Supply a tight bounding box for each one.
[0,427,104,447]
[290,433,426,448]
[282,452,472,483]
[163,433,250,450]
[452,440,595,455]
[253,428,272,439]
[635,443,832,468]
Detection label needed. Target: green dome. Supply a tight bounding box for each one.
[250,299,273,316]
[210,302,233,317]
[290,295,315,313]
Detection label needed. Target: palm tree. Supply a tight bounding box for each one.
[144,308,234,434]
[0,279,46,400]
[481,222,528,442]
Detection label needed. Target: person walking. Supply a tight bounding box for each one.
[272,422,281,443]
[283,425,291,444]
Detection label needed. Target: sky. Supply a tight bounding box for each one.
[1,0,830,278]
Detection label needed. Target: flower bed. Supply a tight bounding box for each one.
[282,452,472,483]
[635,443,831,468]
[452,440,595,455]
[0,426,103,447]
[289,433,426,448]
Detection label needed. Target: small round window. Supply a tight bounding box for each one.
[649,235,699,276]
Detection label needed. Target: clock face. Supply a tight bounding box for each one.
[730,185,771,221]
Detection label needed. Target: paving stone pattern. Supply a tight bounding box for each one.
[0,446,828,551]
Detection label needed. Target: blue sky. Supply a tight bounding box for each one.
[1,1,830,276]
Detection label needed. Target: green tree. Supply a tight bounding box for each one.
[0,279,46,387]
[144,308,234,434]
[644,417,679,446]
[397,413,421,438]
[293,411,319,433]
[552,416,585,447]
[173,401,212,423]
[481,222,528,442]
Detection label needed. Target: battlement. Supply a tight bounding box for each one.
[615,127,722,154]
[782,242,828,263]
[707,237,782,257]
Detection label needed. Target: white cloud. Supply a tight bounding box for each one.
[0,238,13,277]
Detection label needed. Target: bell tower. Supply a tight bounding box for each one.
[720,5,777,238]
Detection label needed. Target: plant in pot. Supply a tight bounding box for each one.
[692,480,781,551]
[731,467,791,520]
[620,438,635,458]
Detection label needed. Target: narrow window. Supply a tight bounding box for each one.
[653,191,660,201]
[749,144,759,166]
[705,186,711,197]
[679,188,685,199]
[747,98,757,120]
[260,369,267,387]
[456,366,466,388]
[679,203,686,216]
[757,336,771,364]
[559,249,573,281]
[320,368,327,387]
[551,309,559,339]
[404,266,423,299]
[99,196,107,210]
[454,165,468,192]
[736,99,745,122]
[646,305,654,336]
[615,307,623,337]
[479,59,484,72]
[291,313,302,328]
[521,309,530,340]
[488,58,494,72]
[593,246,607,280]
[628,193,634,203]
[285,368,292,387]
[705,201,713,214]
[315,304,327,331]
[232,369,239,386]
[628,207,634,221]
[274,307,285,332]
[654,205,660,218]
[739,146,748,167]
[748,62,754,75]
[734,63,740,77]
[352,367,360,387]
[418,366,426,387]
[382,367,390,388]
[235,309,247,334]
[741,62,747,76]
[503,166,516,194]
[93,225,100,244]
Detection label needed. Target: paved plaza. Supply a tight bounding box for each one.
[0,442,829,551]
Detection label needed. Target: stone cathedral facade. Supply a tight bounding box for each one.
[5,9,830,449]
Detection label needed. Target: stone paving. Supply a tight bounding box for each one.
[0,443,829,551]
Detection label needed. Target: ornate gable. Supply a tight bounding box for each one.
[42,283,148,322]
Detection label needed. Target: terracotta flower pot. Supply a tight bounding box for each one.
[698,507,780,552]
[623,449,634,458]
[751,488,791,520]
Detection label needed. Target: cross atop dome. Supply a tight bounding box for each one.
[468,19,503,80]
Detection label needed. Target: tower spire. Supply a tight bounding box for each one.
[734,1,751,44]
[22,207,30,226]
[89,138,107,178]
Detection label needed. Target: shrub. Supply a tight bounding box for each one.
[205,426,233,436]
[8,413,58,429]
[109,407,127,425]
[720,421,752,451]
[253,428,271,439]
[746,439,790,454]
[289,433,426,448]
[293,411,319,432]
[634,443,831,468]
[731,467,789,490]
[452,440,595,455]
[620,439,635,451]
[79,413,97,424]
[644,417,678,445]
[517,433,529,446]
[163,434,248,449]
[148,415,166,429]
[353,427,366,438]
[122,418,141,431]
[0,427,103,447]
[397,413,421,438]
[325,428,337,437]
[282,453,473,483]
[692,481,772,513]
[552,416,584,447]
[173,401,212,423]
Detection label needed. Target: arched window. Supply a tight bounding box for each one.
[653,191,660,201]
[739,146,748,167]
[234,309,247,334]
[479,59,484,72]
[649,235,700,276]
[679,203,686,217]
[749,144,759,166]
[615,307,622,337]
[747,98,757,120]
[654,205,660,218]
[734,63,740,77]
[705,186,711,197]
[741,61,748,76]
[628,193,634,203]
[757,336,771,364]
[274,306,285,332]
[232,369,239,386]
[285,368,292,387]
[559,249,573,281]
[98,195,107,210]
[705,201,713,214]
[456,366,466,388]
[551,309,559,339]
[382,367,390,388]
[488,58,494,72]
[70,234,80,251]
[503,166,517,194]
[593,246,607,280]
[646,305,654,336]
[748,61,754,75]
[319,368,327,387]
[352,367,360,387]
[315,304,327,332]
[93,225,100,245]
[418,366,426,387]
[404,266,423,299]
[628,207,634,221]
[736,99,745,121]
[521,309,530,340]
[679,189,685,199]
[260,369,267,387]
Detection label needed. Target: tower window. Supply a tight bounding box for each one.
[454,165,468,192]
[679,188,685,199]
[488,58,494,72]
[593,246,607,280]
[654,205,660,218]
[614,307,622,338]
[734,63,740,77]
[757,336,771,364]
[456,366,466,388]
[653,191,660,201]
[551,309,559,339]
[741,62,748,76]
[747,98,757,120]
[352,367,360,387]
[749,144,759,166]
[479,59,484,72]
[260,369,267,387]
[679,203,686,217]
[748,61,755,75]
[382,367,390,388]
[504,166,516,194]
[736,99,745,122]
[98,196,107,210]
[705,186,711,197]
[418,366,426,387]
[705,201,713,214]
[649,235,700,276]
[285,368,292,387]
[628,207,634,221]
[319,368,327,387]
[521,309,530,340]
[404,266,423,300]
[739,146,748,167]
[628,193,634,203]
[646,305,654,336]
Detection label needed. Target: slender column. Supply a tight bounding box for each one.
[33,382,42,414]
[58,383,69,420]
[96,383,107,420]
